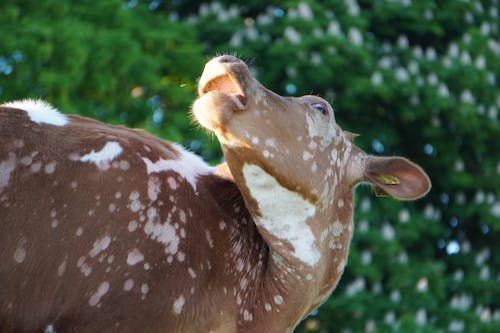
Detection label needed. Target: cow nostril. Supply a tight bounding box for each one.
[218,55,240,64]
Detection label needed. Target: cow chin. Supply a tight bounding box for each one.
[192,91,239,133]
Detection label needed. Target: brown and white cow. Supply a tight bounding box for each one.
[0,55,430,333]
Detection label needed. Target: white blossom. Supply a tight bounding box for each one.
[311,52,322,65]
[398,209,410,223]
[487,72,496,85]
[371,71,383,86]
[379,56,392,69]
[397,35,409,48]
[398,251,408,264]
[448,43,459,57]
[464,12,474,24]
[361,251,372,265]
[384,311,396,325]
[390,289,401,303]
[480,266,490,280]
[346,278,366,296]
[488,106,498,119]
[481,22,491,35]
[460,51,471,65]
[475,248,490,266]
[450,294,473,311]
[346,0,360,16]
[408,60,419,74]
[395,67,409,81]
[348,27,363,46]
[424,9,433,20]
[453,270,464,281]
[298,2,313,20]
[491,201,500,217]
[413,45,423,58]
[438,83,450,98]
[327,21,343,37]
[284,26,301,44]
[245,26,258,41]
[416,277,428,292]
[425,47,437,60]
[488,39,500,55]
[416,309,427,326]
[448,320,464,332]
[427,73,438,86]
[359,219,369,233]
[381,223,395,240]
[229,32,243,47]
[475,55,486,70]
[460,90,475,104]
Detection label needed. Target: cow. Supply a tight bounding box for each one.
[0,55,430,332]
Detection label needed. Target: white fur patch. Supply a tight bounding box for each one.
[0,153,16,193]
[242,164,320,266]
[80,142,123,170]
[173,295,185,314]
[3,99,68,126]
[88,281,110,306]
[44,324,56,333]
[141,144,213,190]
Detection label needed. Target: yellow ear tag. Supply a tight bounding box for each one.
[377,175,400,185]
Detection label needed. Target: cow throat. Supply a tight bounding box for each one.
[241,163,321,267]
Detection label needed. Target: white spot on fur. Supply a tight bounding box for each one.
[44,324,56,333]
[265,303,272,311]
[14,246,26,263]
[141,283,149,294]
[44,161,57,174]
[143,220,179,255]
[128,220,138,232]
[123,279,134,291]
[303,151,313,161]
[242,164,320,266]
[30,161,41,173]
[127,248,144,266]
[147,176,161,201]
[173,295,185,314]
[167,177,178,190]
[274,295,284,305]
[3,99,68,126]
[188,267,197,279]
[141,144,213,190]
[205,229,214,248]
[243,309,253,321]
[57,260,67,276]
[265,138,277,148]
[89,236,111,258]
[119,160,130,170]
[80,142,123,170]
[129,191,143,212]
[89,281,110,306]
[0,153,16,193]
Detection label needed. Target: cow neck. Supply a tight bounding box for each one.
[204,164,327,331]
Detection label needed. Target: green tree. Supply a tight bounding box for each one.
[176,0,500,332]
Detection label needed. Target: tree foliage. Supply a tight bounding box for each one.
[1,0,499,332]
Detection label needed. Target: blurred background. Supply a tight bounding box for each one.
[1,0,499,332]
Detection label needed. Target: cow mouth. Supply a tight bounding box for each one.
[199,74,247,110]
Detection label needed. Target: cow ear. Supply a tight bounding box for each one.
[363,156,431,200]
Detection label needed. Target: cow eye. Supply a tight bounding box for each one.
[311,103,327,115]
